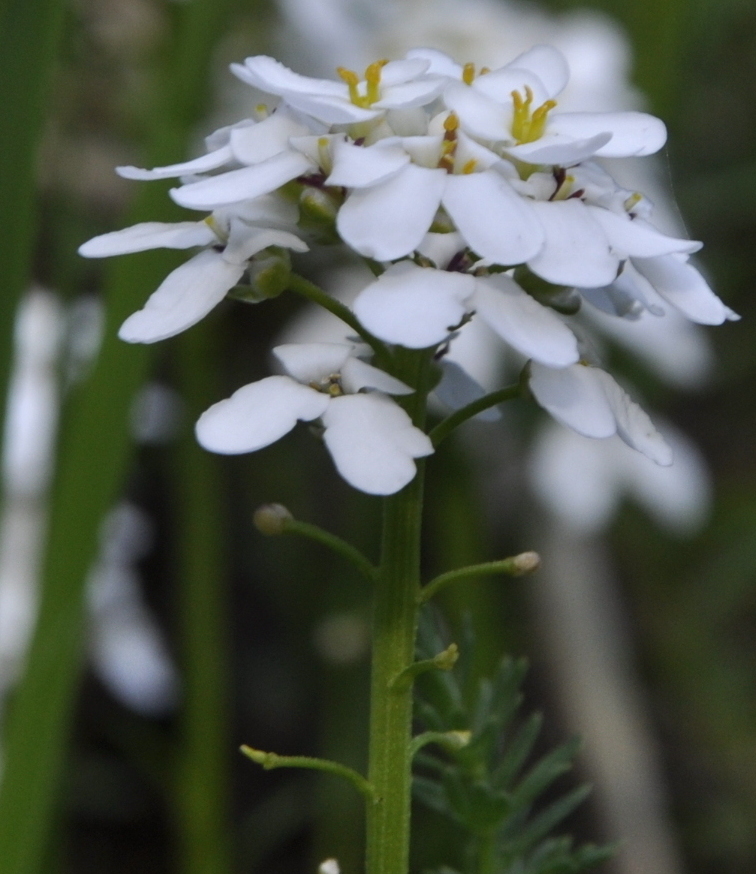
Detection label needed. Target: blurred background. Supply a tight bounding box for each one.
[0,0,754,872]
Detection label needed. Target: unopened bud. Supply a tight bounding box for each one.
[299,187,340,242]
[442,729,472,750]
[253,503,293,535]
[510,551,541,576]
[318,860,340,874]
[229,249,292,303]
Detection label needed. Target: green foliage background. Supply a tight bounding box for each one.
[0,0,754,872]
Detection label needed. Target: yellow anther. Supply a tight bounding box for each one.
[317,137,332,174]
[480,66,491,75]
[203,215,225,242]
[327,383,343,397]
[462,62,476,85]
[552,173,575,201]
[443,113,459,133]
[461,159,477,174]
[337,66,362,105]
[624,192,643,212]
[255,103,269,119]
[364,60,388,104]
[510,86,557,144]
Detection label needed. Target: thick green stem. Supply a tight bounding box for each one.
[365,349,431,874]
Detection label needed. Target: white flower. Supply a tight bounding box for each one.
[79,197,307,343]
[411,45,667,163]
[352,261,579,367]
[528,361,672,465]
[230,55,445,124]
[195,343,433,494]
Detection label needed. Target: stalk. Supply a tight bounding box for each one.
[364,349,431,874]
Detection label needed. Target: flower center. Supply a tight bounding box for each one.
[510,86,557,144]
[310,373,344,396]
[437,114,478,175]
[336,60,390,108]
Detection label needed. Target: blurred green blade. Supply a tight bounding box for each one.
[0,0,66,443]
[0,0,239,871]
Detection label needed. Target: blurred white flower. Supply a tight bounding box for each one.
[529,421,710,534]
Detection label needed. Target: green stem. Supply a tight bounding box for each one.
[419,553,540,604]
[287,273,391,363]
[240,747,374,801]
[365,349,431,874]
[430,384,521,447]
[282,518,378,583]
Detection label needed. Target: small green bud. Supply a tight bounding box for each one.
[229,248,292,303]
[253,503,293,535]
[299,186,341,243]
[300,186,339,223]
[442,729,472,750]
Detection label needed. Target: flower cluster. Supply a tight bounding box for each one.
[80,44,736,493]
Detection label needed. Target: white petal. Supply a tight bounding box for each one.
[442,171,544,265]
[593,370,672,465]
[527,200,618,288]
[586,208,701,258]
[375,78,445,110]
[504,132,612,165]
[548,112,667,157]
[341,358,413,395]
[322,393,432,494]
[170,151,313,210]
[79,221,215,257]
[118,250,244,343]
[405,48,462,79]
[444,82,512,141]
[529,362,616,438]
[273,343,352,382]
[500,45,569,99]
[472,275,579,366]
[326,139,409,188]
[353,261,475,348]
[633,254,733,325]
[223,224,307,264]
[116,145,233,180]
[379,58,431,87]
[196,375,329,454]
[230,111,312,164]
[232,56,347,99]
[336,164,446,261]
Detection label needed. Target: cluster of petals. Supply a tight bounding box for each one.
[78,41,740,485]
[195,343,433,495]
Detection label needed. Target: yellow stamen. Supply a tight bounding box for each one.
[443,112,459,134]
[624,192,643,212]
[364,59,388,104]
[462,62,476,86]
[510,86,557,144]
[461,159,477,174]
[317,136,332,175]
[337,67,362,105]
[203,215,225,242]
[480,66,491,75]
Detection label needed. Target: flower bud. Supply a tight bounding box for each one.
[318,860,340,874]
[229,248,292,303]
[510,551,541,576]
[253,503,293,535]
